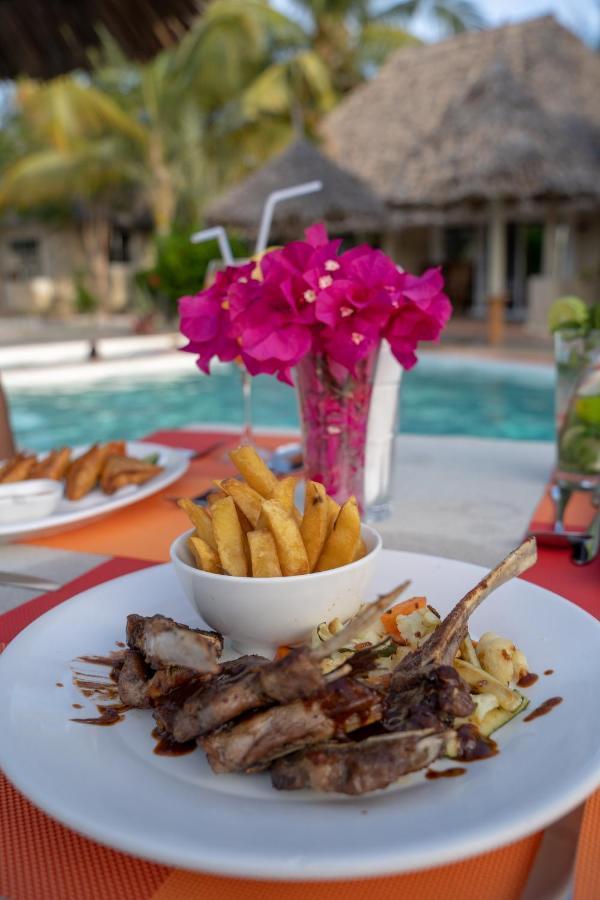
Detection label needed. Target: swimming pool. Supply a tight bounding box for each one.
[7,355,555,452]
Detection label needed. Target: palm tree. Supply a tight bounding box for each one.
[0,78,147,308]
[283,0,484,93]
[92,2,336,224]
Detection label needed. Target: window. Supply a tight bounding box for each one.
[109,227,131,263]
[9,238,42,279]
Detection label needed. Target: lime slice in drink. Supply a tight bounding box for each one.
[575,396,600,426]
[548,296,589,333]
[559,425,587,459]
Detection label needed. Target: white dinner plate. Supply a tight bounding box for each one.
[0,441,189,542]
[0,550,599,880]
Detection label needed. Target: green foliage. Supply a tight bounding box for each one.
[74,277,99,314]
[136,231,249,315]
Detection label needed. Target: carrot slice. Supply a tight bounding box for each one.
[380,596,427,638]
[275,645,292,660]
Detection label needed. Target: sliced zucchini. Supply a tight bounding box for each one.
[478,692,530,737]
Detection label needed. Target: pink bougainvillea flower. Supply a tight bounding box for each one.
[178,226,451,384]
[228,273,313,384]
[385,267,452,369]
[179,262,255,373]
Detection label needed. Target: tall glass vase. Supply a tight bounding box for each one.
[295,349,379,510]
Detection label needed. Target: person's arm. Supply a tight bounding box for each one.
[0,379,16,458]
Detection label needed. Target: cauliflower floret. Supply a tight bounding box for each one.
[396,608,440,649]
[476,632,529,685]
[469,692,500,724]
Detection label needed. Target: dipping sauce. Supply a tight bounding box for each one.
[426,767,466,779]
[517,672,539,688]
[523,697,563,722]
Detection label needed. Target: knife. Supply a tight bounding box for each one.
[0,571,60,591]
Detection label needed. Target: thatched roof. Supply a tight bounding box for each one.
[205,139,386,238]
[322,17,600,215]
[0,0,204,79]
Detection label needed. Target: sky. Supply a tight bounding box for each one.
[274,0,600,46]
[413,0,600,44]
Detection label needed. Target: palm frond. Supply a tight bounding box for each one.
[431,0,486,33]
[359,21,420,69]
[16,78,147,150]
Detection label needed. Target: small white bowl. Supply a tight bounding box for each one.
[0,479,63,525]
[170,524,382,656]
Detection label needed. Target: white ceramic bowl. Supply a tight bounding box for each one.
[0,479,63,525]
[170,524,382,655]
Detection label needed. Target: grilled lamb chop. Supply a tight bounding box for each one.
[155,584,410,742]
[384,538,537,732]
[146,666,210,701]
[271,729,452,795]
[117,649,153,708]
[154,654,270,741]
[200,676,382,774]
[126,614,223,674]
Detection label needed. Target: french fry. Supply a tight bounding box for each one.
[325,495,341,534]
[207,490,228,509]
[229,446,278,498]
[315,497,361,572]
[272,476,301,524]
[220,478,263,527]
[247,529,282,577]
[177,499,217,551]
[211,496,248,577]
[188,536,222,574]
[261,499,309,576]
[353,537,368,562]
[300,480,328,571]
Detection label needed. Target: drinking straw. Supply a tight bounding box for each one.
[255,181,323,255]
[190,226,234,266]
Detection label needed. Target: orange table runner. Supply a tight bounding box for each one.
[2,430,598,899]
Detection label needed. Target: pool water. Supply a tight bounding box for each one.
[7,356,555,452]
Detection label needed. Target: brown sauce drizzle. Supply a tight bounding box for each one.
[524,697,563,722]
[77,653,125,667]
[455,724,498,761]
[72,674,120,702]
[70,704,128,726]
[517,672,539,688]
[544,669,554,676]
[116,641,126,648]
[55,682,63,688]
[426,767,466,779]
[151,725,197,757]
[72,703,83,709]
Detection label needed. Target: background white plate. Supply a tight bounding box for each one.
[0,550,599,880]
[0,441,189,541]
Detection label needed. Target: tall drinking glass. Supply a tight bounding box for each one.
[204,258,259,450]
[555,328,600,490]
